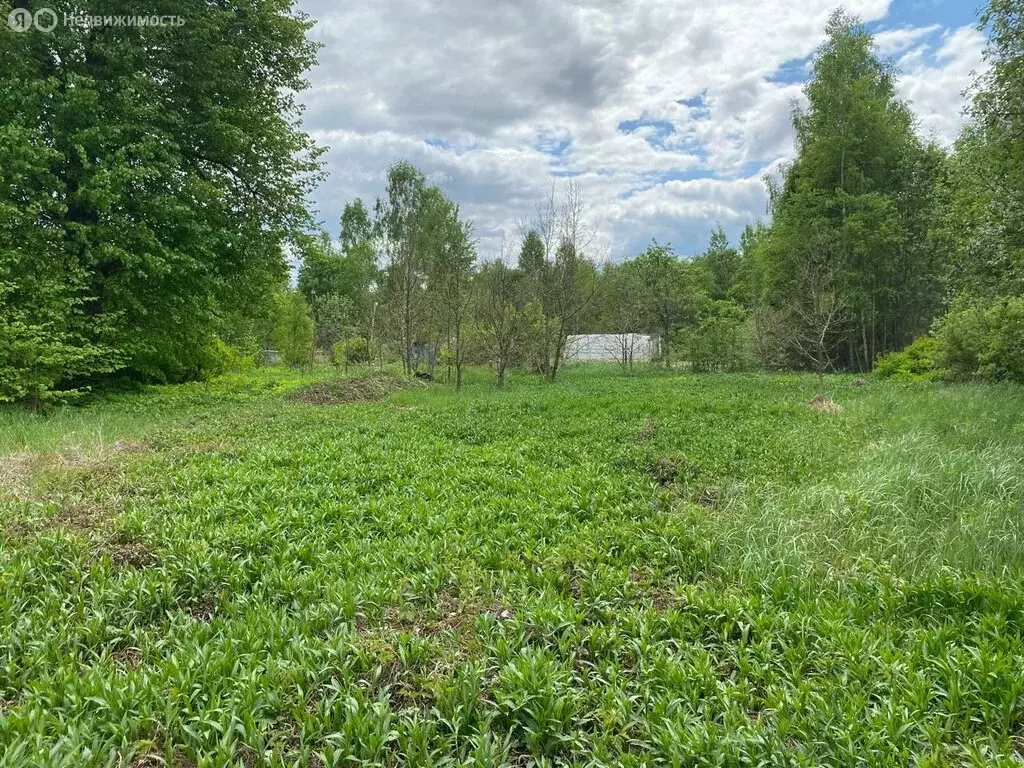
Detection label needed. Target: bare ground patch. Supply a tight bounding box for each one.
[0,452,42,501]
[365,591,515,643]
[130,749,196,768]
[183,594,218,623]
[696,486,719,508]
[1,439,148,501]
[112,646,143,670]
[289,374,424,405]
[1,440,155,567]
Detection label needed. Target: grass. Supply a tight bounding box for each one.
[1,365,1023,766]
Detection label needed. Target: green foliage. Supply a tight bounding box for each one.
[630,241,699,366]
[0,124,120,406]
[933,297,1024,382]
[474,261,530,385]
[687,301,755,373]
[272,291,314,367]
[924,0,1023,387]
[2,367,1024,764]
[210,338,257,375]
[873,336,939,380]
[311,293,356,352]
[943,0,1024,302]
[696,227,742,301]
[297,233,378,337]
[0,0,323,402]
[0,315,119,408]
[340,198,374,254]
[518,230,547,276]
[757,11,948,371]
[332,336,371,367]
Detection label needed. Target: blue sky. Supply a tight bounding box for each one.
[297,0,986,262]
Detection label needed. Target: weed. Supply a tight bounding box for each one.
[1,366,1023,765]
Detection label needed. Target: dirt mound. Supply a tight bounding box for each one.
[809,394,841,413]
[290,374,420,405]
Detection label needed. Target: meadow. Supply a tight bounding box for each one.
[1,366,1023,767]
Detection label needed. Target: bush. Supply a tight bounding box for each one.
[873,336,938,381]
[687,301,755,373]
[332,336,370,367]
[933,298,1024,383]
[207,338,256,375]
[272,291,314,367]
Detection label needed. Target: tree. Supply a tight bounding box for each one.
[599,261,647,372]
[631,242,697,367]
[340,199,374,255]
[518,230,546,276]
[0,0,324,397]
[758,11,946,371]
[688,301,753,373]
[311,293,356,352]
[942,0,1024,302]
[526,181,600,381]
[474,255,530,388]
[297,228,377,349]
[377,162,431,375]
[787,243,851,390]
[426,196,476,390]
[517,228,557,376]
[0,131,119,405]
[699,227,742,301]
[273,291,314,367]
[546,239,598,380]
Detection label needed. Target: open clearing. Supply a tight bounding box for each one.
[2,367,1024,766]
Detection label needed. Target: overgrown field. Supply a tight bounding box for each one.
[2,367,1024,767]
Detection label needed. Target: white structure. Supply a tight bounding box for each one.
[564,334,660,363]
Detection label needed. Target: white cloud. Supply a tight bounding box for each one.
[895,25,985,144]
[874,24,941,56]
[295,0,982,261]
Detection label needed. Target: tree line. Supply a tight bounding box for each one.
[287,5,1024,388]
[2,2,1022,405]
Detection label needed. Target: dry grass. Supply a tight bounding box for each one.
[0,452,40,504]
[289,373,422,405]
[1,439,153,567]
[809,394,841,413]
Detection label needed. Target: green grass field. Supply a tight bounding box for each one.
[2,366,1024,767]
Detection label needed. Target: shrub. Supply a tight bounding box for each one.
[933,298,1024,383]
[272,291,314,367]
[873,336,938,381]
[208,338,256,374]
[687,301,755,373]
[332,336,370,368]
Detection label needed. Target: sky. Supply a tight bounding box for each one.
[295,0,986,263]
